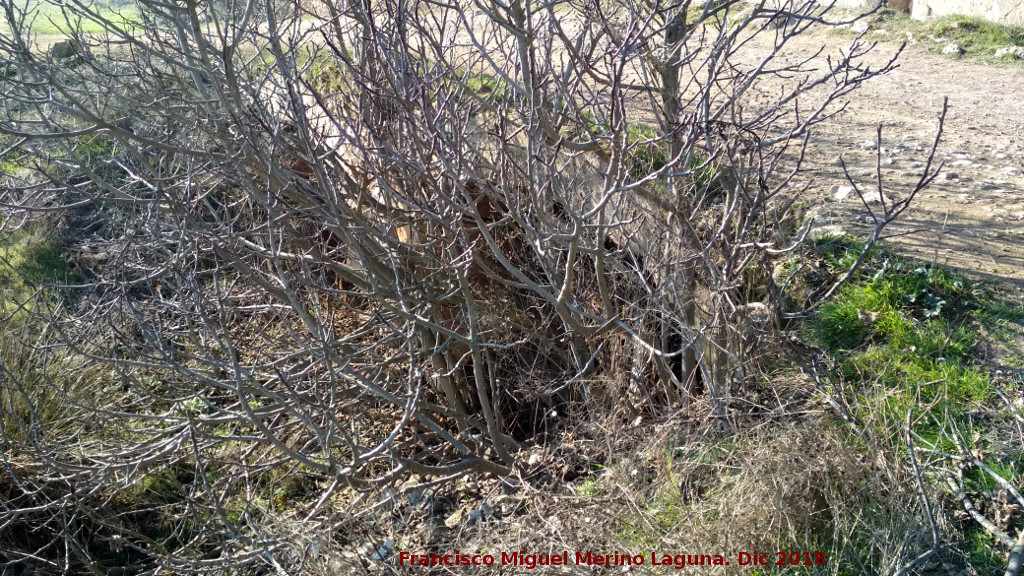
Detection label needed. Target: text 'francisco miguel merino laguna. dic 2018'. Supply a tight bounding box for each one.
[397,550,828,569]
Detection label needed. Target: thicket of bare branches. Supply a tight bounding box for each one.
[0,0,938,571]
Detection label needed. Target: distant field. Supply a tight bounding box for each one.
[2,1,139,36]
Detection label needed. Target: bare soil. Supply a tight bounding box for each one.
[779,26,1024,290]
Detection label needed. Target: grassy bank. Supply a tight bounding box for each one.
[838,10,1024,63]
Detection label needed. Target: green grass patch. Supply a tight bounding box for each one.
[847,9,1024,63]
[3,1,140,36]
[812,239,1012,414]
[808,236,1024,571]
[0,145,23,183]
[0,221,76,310]
[927,14,1024,52]
[68,133,136,182]
[0,221,90,446]
[295,45,352,89]
[465,72,514,100]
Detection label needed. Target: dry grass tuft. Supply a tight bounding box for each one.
[453,417,926,575]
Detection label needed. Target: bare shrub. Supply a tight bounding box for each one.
[0,0,938,571]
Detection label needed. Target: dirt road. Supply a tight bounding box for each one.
[782,26,1024,288]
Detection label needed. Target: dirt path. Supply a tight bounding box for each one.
[781,26,1024,289]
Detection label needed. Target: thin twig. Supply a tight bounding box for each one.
[1006,531,1024,576]
[894,411,941,576]
[944,474,1013,547]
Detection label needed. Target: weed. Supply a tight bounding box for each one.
[574,477,606,498]
[817,299,870,350]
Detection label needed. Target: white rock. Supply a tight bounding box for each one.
[996,152,1009,159]
[835,188,889,205]
[1015,211,1024,221]
[861,190,890,205]
[942,43,964,55]
[873,28,889,35]
[444,509,466,528]
[367,540,395,562]
[861,140,878,150]
[939,172,959,180]
[810,225,845,240]
[978,181,1000,190]
[804,209,827,227]
[850,20,870,33]
[831,184,855,200]
[1003,167,1024,176]
[995,46,1024,59]
[950,159,973,167]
